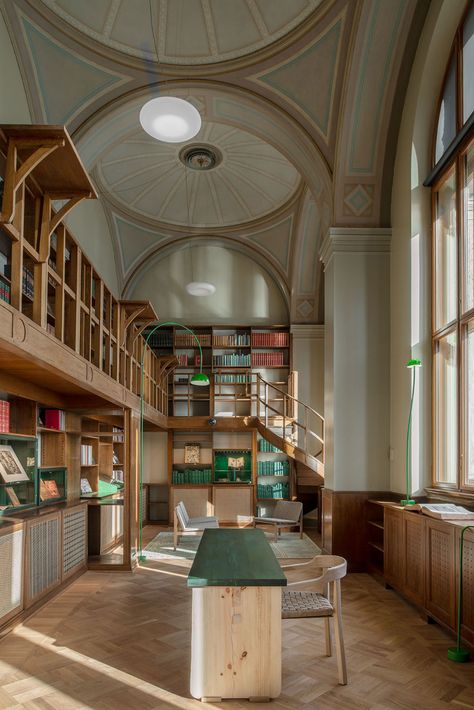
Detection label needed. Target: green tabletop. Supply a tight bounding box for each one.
[187,528,287,587]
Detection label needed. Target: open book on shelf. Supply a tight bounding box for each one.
[407,503,474,519]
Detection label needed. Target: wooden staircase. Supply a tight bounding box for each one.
[253,374,324,488]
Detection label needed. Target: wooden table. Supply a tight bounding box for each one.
[187,528,287,702]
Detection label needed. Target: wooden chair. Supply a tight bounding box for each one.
[281,555,348,685]
[253,500,303,541]
[173,501,219,549]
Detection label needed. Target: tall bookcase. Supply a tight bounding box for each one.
[144,324,291,416]
[256,434,291,517]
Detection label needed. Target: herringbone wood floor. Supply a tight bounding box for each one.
[0,526,473,709]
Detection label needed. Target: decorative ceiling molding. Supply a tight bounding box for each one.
[251,10,345,144]
[291,324,324,338]
[319,227,391,267]
[16,9,129,125]
[38,0,322,66]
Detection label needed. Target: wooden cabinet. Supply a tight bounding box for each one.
[459,526,474,646]
[403,513,425,606]
[25,511,62,607]
[213,485,254,524]
[425,518,456,629]
[384,507,404,588]
[0,519,24,626]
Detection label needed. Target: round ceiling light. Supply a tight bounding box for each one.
[139,97,201,143]
[186,282,216,297]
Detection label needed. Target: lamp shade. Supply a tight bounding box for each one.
[191,372,210,387]
[406,359,422,368]
[139,97,201,143]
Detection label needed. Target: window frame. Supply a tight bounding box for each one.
[431,2,474,495]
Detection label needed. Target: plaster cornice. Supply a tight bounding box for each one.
[291,324,324,339]
[319,226,391,267]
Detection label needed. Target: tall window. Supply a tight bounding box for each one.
[432,3,474,491]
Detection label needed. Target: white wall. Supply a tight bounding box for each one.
[64,200,120,297]
[127,244,288,325]
[291,325,324,448]
[323,230,391,492]
[143,432,168,484]
[0,11,30,122]
[390,0,468,496]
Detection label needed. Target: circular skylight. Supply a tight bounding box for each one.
[139,97,201,143]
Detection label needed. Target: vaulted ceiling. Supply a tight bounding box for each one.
[1,0,428,323]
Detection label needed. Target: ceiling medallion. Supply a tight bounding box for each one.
[179,144,222,171]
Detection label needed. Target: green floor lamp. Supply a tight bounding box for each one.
[448,524,474,663]
[138,322,209,562]
[401,358,421,506]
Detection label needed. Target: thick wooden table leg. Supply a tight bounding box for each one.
[190,586,282,701]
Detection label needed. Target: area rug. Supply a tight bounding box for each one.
[143,531,321,561]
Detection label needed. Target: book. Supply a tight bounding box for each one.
[40,479,60,501]
[5,486,21,506]
[407,503,474,520]
[44,409,65,430]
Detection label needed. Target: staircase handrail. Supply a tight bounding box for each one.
[253,373,325,464]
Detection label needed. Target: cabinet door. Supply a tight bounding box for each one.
[0,522,24,626]
[403,514,425,606]
[26,512,61,607]
[384,508,404,589]
[425,519,456,629]
[459,527,474,646]
[62,504,87,580]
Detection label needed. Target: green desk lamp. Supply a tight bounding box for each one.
[401,358,421,506]
[138,321,209,562]
[448,524,474,663]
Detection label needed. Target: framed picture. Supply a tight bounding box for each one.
[0,445,29,483]
[184,443,200,464]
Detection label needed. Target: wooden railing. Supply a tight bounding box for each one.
[253,373,325,466]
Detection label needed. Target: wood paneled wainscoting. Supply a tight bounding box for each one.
[321,489,400,571]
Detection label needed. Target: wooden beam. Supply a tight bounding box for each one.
[0,372,69,408]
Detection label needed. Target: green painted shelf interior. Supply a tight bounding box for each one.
[0,435,37,511]
[213,449,252,483]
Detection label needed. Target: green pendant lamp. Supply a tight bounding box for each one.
[448,525,474,662]
[401,358,421,506]
[138,321,209,562]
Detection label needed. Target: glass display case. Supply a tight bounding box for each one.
[0,434,37,513]
[38,467,67,505]
[213,449,252,484]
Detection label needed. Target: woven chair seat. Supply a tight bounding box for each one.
[282,590,333,618]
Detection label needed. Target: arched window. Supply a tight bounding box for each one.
[429,2,474,492]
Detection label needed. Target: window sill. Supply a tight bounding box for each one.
[425,487,474,506]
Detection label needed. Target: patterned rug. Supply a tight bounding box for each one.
[143,531,321,561]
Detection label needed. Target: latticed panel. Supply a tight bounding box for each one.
[63,507,87,577]
[214,487,253,522]
[28,517,60,603]
[141,485,148,523]
[462,534,474,631]
[404,517,425,603]
[0,529,24,622]
[429,528,451,608]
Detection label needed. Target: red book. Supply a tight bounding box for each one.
[0,400,10,433]
[44,409,64,430]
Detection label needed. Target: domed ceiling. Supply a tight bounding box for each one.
[39,0,321,64]
[3,0,427,323]
[96,120,300,227]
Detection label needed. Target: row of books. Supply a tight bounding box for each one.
[215,373,250,384]
[80,444,95,466]
[175,333,212,347]
[146,332,173,347]
[257,460,289,476]
[257,482,289,499]
[0,400,10,432]
[213,334,250,347]
[252,332,289,347]
[172,468,212,484]
[177,354,204,366]
[0,277,11,304]
[213,354,252,367]
[22,266,34,300]
[252,352,285,367]
[258,439,282,453]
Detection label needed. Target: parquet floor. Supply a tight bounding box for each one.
[0,527,473,709]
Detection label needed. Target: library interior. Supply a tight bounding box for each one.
[0,0,473,707]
